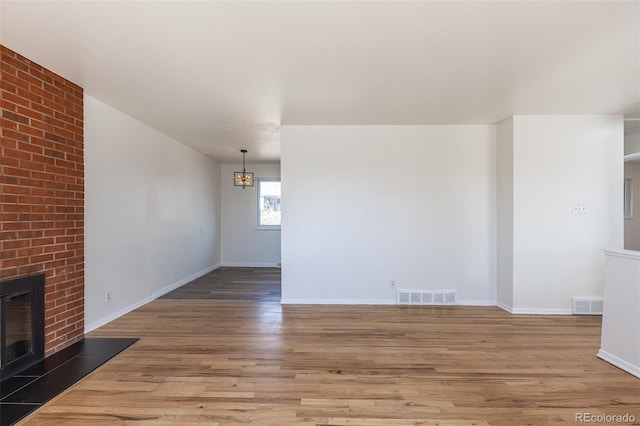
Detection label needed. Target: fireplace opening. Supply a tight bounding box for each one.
[0,274,45,382]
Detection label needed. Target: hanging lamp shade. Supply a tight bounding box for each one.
[234,149,254,188]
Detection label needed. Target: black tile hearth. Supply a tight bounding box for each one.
[0,337,137,426]
[4,356,108,404]
[0,404,38,426]
[0,378,37,400]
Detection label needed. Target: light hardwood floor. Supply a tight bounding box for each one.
[18,301,640,425]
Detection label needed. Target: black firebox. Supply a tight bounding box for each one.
[0,274,45,382]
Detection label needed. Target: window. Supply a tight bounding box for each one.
[257,179,281,229]
[624,178,632,219]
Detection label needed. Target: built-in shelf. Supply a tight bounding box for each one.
[624,152,640,163]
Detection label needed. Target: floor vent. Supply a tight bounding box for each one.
[572,297,603,315]
[397,289,457,305]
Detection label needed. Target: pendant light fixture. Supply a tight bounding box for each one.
[234,149,254,189]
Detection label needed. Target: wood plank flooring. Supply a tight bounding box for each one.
[17,297,640,425]
[159,267,281,302]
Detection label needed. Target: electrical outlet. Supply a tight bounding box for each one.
[389,280,396,289]
[105,291,112,303]
[572,204,587,215]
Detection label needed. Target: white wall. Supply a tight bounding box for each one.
[281,125,496,304]
[624,164,640,250]
[220,163,281,266]
[85,95,221,331]
[510,116,623,313]
[496,117,514,310]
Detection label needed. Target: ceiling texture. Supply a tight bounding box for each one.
[1,0,639,163]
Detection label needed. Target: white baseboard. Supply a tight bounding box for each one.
[597,349,640,379]
[151,263,220,299]
[496,303,572,315]
[221,262,280,268]
[497,302,513,313]
[280,298,396,305]
[281,299,562,310]
[85,296,154,333]
[85,263,221,333]
[509,307,572,315]
[458,299,497,306]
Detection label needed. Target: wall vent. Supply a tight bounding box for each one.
[572,297,603,315]
[397,289,457,305]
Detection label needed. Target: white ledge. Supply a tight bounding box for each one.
[624,152,640,161]
[602,249,640,260]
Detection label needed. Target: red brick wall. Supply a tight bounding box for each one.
[1,45,84,356]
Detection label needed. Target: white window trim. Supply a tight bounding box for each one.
[256,177,281,230]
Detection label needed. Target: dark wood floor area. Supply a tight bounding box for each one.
[160,267,281,301]
[18,299,640,425]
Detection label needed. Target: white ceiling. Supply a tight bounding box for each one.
[1,1,639,163]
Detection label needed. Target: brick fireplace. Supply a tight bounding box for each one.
[1,45,84,357]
